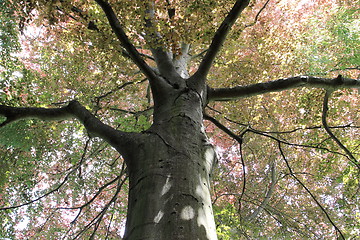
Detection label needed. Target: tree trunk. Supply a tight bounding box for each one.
[123,88,218,240]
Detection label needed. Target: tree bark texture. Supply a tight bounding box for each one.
[122,88,218,240]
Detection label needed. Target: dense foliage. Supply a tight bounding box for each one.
[0,0,359,239]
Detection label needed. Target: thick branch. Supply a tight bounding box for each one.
[208,75,360,101]
[0,105,71,127]
[94,0,159,83]
[0,101,136,154]
[172,43,191,79]
[57,4,155,63]
[191,0,250,81]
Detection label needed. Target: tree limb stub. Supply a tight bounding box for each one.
[208,75,360,101]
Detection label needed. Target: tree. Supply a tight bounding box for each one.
[1,0,359,239]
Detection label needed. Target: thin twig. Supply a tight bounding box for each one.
[95,78,147,100]
[0,139,90,210]
[245,0,271,27]
[71,175,128,239]
[278,142,345,240]
[222,116,352,159]
[322,90,360,169]
[58,175,121,211]
[237,141,247,215]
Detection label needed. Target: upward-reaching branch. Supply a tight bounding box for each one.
[94,0,159,84]
[190,0,250,83]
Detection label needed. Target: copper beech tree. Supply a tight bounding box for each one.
[0,0,359,239]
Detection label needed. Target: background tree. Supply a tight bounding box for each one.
[0,0,359,239]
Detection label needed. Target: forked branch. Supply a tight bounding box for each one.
[72,175,128,239]
[245,160,277,222]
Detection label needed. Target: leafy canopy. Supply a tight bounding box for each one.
[0,0,359,239]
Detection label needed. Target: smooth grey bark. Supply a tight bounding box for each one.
[121,79,217,239]
[124,118,217,239]
[124,137,217,240]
